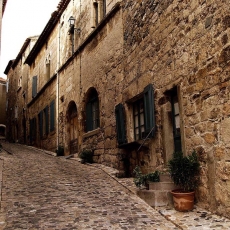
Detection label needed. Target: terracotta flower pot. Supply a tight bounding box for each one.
[171,189,195,212]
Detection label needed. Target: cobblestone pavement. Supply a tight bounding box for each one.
[0,143,178,230]
[0,143,230,229]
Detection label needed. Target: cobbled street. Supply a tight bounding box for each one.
[0,143,178,230]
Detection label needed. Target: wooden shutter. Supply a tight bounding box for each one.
[32,76,37,98]
[45,106,49,135]
[86,102,93,132]
[38,111,43,138]
[50,100,55,132]
[115,103,127,145]
[29,119,33,144]
[143,84,155,138]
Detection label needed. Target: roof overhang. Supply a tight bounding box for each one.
[25,0,71,66]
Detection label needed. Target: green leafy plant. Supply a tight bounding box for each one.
[133,166,160,188]
[79,149,94,164]
[168,150,200,192]
[146,171,160,182]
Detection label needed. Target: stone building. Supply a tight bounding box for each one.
[4,0,230,218]
[0,77,6,137]
[0,0,8,139]
[4,36,38,142]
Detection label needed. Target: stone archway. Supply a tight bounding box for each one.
[66,101,78,155]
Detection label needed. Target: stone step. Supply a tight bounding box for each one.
[137,189,174,207]
[136,173,177,207]
[159,174,172,182]
[149,181,176,191]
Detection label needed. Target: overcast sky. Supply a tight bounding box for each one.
[0,0,60,79]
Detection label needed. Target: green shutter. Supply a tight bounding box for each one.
[38,111,43,138]
[29,119,33,143]
[50,100,55,132]
[32,76,37,98]
[143,84,155,138]
[45,106,49,135]
[31,117,37,142]
[115,103,127,145]
[86,102,93,132]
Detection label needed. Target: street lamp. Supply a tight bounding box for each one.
[68,16,81,34]
[68,16,75,27]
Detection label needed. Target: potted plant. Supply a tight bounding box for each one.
[79,149,94,164]
[168,150,200,211]
[133,166,160,189]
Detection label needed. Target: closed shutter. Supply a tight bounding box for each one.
[32,76,37,98]
[86,102,93,132]
[29,119,33,144]
[31,117,37,142]
[45,106,49,135]
[115,103,127,145]
[50,100,55,132]
[143,84,155,138]
[38,111,43,138]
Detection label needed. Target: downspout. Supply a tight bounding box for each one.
[56,19,61,153]
[79,0,82,95]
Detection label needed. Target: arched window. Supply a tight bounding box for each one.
[92,0,106,28]
[86,88,100,132]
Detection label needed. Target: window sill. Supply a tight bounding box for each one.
[118,139,149,150]
[83,128,100,139]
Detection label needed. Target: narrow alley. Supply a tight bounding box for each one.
[0,143,230,230]
[0,143,178,230]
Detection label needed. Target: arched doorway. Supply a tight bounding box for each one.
[66,101,78,155]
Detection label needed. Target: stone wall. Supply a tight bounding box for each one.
[58,2,124,170]
[122,0,230,218]
[5,0,230,218]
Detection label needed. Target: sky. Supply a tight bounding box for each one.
[0,0,61,79]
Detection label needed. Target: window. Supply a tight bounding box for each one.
[18,76,22,88]
[115,84,155,145]
[38,106,49,138]
[15,106,18,119]
[133,84,155,140]
[86,89,99,132]
[50,100,55,132]
[29,117,37,144]
[133,98,145,140]
[115,103,127,145]
[171,88,182,152]
[92,0,106,28]
[32,76,37,98]
[43,106,49,135]
[45,58,51,81]
[38,111,43,138]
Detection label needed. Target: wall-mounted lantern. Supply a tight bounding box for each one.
[68,16,81,34]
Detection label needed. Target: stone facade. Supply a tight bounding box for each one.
[5,37,38,142]
[0,77,6,137]
[4,0,230,218]
[122,0,230,218]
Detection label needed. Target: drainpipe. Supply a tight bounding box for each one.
[56,19,61,153]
